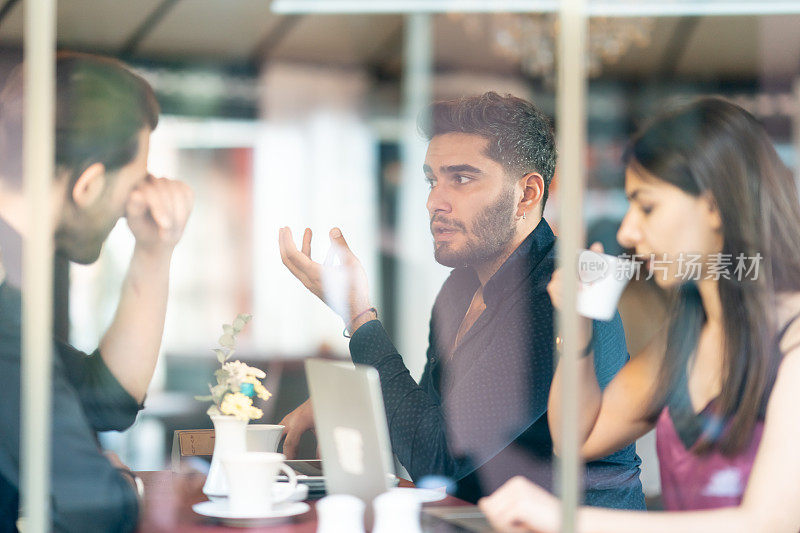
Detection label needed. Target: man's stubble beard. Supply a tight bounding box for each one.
[433,184,517,268]
[54,202,120,265]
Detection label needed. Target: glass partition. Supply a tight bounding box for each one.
[6,1,800,531]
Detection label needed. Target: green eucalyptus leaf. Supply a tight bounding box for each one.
[219,334,235,348]
[212,388,227,404]
[203,314,256,414]
[214,369,229,384]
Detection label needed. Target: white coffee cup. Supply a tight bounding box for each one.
[222,452,297,516]
[247,424,285,453]
[576,249,636,321]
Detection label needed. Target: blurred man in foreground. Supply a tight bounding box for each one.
[278,92,644,507]
[0,53,193,531]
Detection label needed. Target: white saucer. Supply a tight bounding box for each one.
[390,486,448,503]
[192,500,310,527]
[279,482,309,502]
[204,482,308,503]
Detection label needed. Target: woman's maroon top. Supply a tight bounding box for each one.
[655,404,763,510]
[655,313,800,510]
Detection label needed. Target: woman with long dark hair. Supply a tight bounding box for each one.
[479,97,800,532]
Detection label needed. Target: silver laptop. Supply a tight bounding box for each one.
[305,358,395,503]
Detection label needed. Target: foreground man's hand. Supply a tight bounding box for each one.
[279,226,374,331]
[279,399,316,459]
[103,450,129,470]
[101,175,193,403]
[104,451,143,498]
[126,175,194,254]
[478,476,559,533]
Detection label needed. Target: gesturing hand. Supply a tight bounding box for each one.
[125,175,194,254]
[278,226,373,327]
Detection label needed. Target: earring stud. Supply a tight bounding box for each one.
[522,211,526,220]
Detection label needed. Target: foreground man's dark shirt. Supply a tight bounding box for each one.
[350,219,645,508]
[0,282,141,532]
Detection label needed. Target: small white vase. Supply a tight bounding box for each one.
[202,414,248,500]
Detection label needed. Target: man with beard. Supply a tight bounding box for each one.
[0,53,193,531]
[278,92,644,508]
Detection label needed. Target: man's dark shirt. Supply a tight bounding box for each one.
[350,219,645,508]
[0,282,141,532]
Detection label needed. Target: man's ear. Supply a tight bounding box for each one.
[71,163,106,209]
[518,172,545,216]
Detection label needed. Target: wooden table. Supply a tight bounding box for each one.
[135,471,474,532]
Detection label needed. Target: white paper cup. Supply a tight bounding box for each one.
[576,250,635,321]
[222,452,297,515]
[246,424,284,453]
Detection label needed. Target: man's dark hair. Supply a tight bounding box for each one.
[0,51,159,190]
[419,91,556,208]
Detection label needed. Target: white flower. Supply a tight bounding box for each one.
[255,382,271,401]
[223,361,266,389]
[220,392,258,421]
